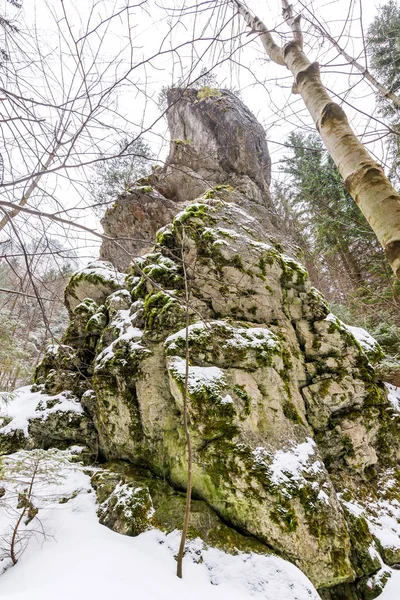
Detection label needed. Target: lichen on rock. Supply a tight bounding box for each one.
[25,88,400,599]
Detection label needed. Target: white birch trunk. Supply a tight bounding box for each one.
[232,0,400,278]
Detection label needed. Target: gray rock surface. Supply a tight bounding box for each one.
[158,88,272,206]
[100,87,280,271]
[100,188,178,272]
[27,196,400,595]
[3,88,400,600]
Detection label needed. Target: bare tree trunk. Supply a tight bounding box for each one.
[176,229,193,579]
[0,369,8,391]
[11,366,20,390]
[10,462,38,565]
[336,239,364,286]
[232,0,400,279]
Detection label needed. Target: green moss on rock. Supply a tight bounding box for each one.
[270,498,299,533]
[203,185,234,199]
[282,400,304,424]
[91,461,272,554]
[164,320,281,371]
[197,86,222,101]
[143,290,185,335]
[64,261,126,312]
[0,428,26,456]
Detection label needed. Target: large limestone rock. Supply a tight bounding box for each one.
[156,88,272,207]
[100,188,177,272]
[100,87,280,272]
[5,89,400,599]
[91,460,272,554]
[26,196,400,597]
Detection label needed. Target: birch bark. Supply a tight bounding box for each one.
[232,0,400,278]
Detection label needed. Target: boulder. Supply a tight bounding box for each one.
[35,197,400,593]
[156,88,272,207]
[65,261,126,312]
[31,90,400,598]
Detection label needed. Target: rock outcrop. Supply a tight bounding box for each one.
[2,87,400,600]
[100,88,280,272]
[157,88,272,206]
[100,190,177,272]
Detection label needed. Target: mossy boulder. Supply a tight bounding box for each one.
[0,387,97,457]
[91,462,274,555]
[93,469,154,536]
[158,88,273,207]
[0,427,26,456]
[33,198,400,596]
[65,260,126,312]
[28,409,97,451]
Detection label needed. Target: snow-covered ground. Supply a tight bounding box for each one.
[376,572,400,599]
[1,387,400,599]
[0,449,398,600]
[0,449,322,600]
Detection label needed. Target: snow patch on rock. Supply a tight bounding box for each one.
[0,386,83,436]
[385,383,400,414]
[73,260,126,286]
[168,356,225,396]
[252,438,324,487]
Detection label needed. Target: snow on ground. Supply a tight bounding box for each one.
[0,449,322,600]
[341,490,400,555]
[376,571,400,599]
[0,386,83,435]
[339,486,400,599]
[0,450,399,599]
